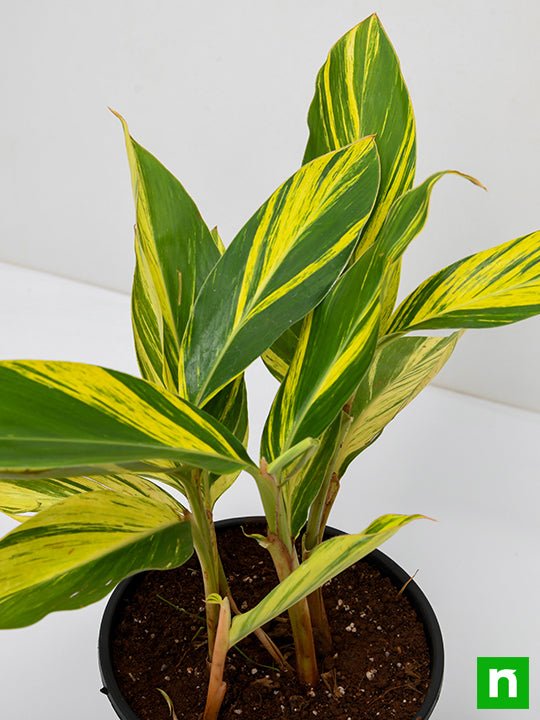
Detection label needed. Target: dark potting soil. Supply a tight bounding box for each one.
[111,523,430,720]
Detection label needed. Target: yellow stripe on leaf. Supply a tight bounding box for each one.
[304,14,416,257]
[112,111,220,393]
[179,137,380,406]
[265,15,417,378]
[0,491,193,628]
[337,333,460,474]
[263,247,383,461]
[0,360,254,479]
[0,472,182,518]
[389,230,540,332]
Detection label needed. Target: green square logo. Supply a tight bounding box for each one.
[477,657,529,709]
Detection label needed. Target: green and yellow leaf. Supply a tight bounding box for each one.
[261,170,478,377]
[262,247,382,461]
[377,170,484,263]
[229,513,422,646]
[113,111,221,392]
[0,471,181,518]
[262,326,300,383]
[389,230,540,332]
[288,414,345,539]
[179,136,381,406]
[304,14,416,255]
[264,14,416,377]
[0,490,193,628]
[206,377,249,506]
[337,333,460,474]
[376,170,483,331]
[0,361,254,479]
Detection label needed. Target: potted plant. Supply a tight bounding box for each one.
[1,13,539,720]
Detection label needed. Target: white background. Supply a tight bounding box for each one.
[0,0,539,410]
[0,2,540,719]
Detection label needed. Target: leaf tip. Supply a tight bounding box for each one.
[108,107,130,138]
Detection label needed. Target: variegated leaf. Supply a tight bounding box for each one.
[264,15,416,377]
[262,247,383,461]
[206,377,249,506]
[377,170,483,332]
[0,491,193,628]
[337,333,460,474]
[288,415,344,538]
[389,230,540,332]
[304,14,416,256]
[262,325,300,383]
[377,171,484,263]
[113,111,220,392]
[0,361,254,479]
[179,137,380,405]
[0,472,181,517]
[229,514,422,646]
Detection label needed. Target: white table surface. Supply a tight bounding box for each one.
[0,261,539,719]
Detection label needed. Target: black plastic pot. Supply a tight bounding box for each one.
[99,516,444,719]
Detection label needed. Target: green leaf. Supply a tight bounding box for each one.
[304,14,416,256]
[0,471,182,518]
[379,260,402,335]
[205,377,249,506]
[229,513,423,646]
[288,414,345,538]
[113,111,220,392]
[179,136,381,405]
[262,325,300,383]
[0,360,254,479]
[265,14,416,377]
[376,170,483,331]
[114,112,249,493]
[373,169,481,334]
[388,230,540,332]
[377,171,484,263]
[0,490,193,628]
[266,437,319,477]
[262,247,383,461]
[337,333,460,474]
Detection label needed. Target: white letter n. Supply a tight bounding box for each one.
[489,668,518,698]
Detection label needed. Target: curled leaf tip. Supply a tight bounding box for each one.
[456,171,487,191]
[206,593,224,605]
[108,106,123,120]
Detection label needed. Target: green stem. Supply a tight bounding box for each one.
[302,412,350,657]
[317,471,341,540]
[304,407,353,553]
[184,470,221,655]
[303,467,341,658]
[265,533,319,685]
[252,462,319,684]
[218,558,292,673]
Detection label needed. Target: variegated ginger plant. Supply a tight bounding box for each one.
[1,14,539,719]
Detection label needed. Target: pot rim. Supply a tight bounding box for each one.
[99,515,444,720]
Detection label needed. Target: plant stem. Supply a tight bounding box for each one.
[304,472,341,657]
[306,583,333,657]
[218,559,292,672]
[304,410,351,553]
[184,470,221,655]
[317,471,341,540]
[302,412,350,656]
[253,461,319,684]
[203,598,230,720]
[266,533,319,685]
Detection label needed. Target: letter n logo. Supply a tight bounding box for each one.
[477,657,529,709]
